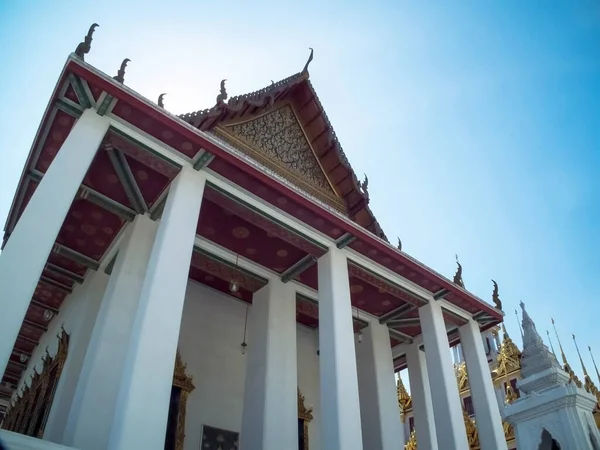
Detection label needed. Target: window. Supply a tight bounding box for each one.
[463,396,474,416]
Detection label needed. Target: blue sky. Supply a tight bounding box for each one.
[0,2,599,378]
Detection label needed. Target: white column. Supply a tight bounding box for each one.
[318,247,363,450]
[240,279,298,450]
[0,109,109,374]
[406,343,438,450]
[44,270,109,443]
[356,321,404,450]
[63,214,159,450]
[419,301,469,450]
[108,167,206,450]
[459,319,506,450]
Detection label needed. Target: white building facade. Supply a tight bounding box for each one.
[0,30,506,450]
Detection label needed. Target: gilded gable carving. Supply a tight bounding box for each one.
[217,105,345,211]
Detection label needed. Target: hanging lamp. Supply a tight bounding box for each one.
[241,305,249,355]
[229,254,240,293]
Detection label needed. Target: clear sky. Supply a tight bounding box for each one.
[0,1,599,379]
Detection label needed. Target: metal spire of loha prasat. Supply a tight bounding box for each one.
[551,318,583,388]
[572,335,600,397]
[589,346,600,386]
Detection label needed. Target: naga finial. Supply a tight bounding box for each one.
[302,47,314,74]
[74,23,99,60]
[113,58,130,84]
[216,79,228,106]
[397,237,402,251]
[158,93,166,108]
[453,254,464,287]
[491,279,502,310]
[358,174,369,198]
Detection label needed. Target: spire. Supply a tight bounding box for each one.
[494,323,522,380]
[514,308,524,343]
[453,254,465,288]
[396,377,412,422]
[573,334,596,394]
[551,318,583,388]
[519,302,561,379]
[589,346,600,386]
[545,330,557,358]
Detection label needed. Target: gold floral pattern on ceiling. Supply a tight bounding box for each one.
[222,105,343,209]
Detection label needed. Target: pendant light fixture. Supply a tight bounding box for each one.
[241,305,249,355]
[356,306,363,344]
[229,254,240,294]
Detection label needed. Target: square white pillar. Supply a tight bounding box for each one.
[419,301,469,450]
[459,319,506,450]
[44,270,109,443]
[0,109,109,374]
[356,321,405,450]
[63,214,159,450]
[108,167,206,450]
[240,279,298,450]
[317,247,363,450]
[406,343,438,450]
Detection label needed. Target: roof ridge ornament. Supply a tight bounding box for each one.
[491,279,502,311]
[302,47,314,75]
[216,79,228,106]
[74,23,98,61]
[358,174,369,200]
[158,93,166,108]
[397,237,402,251]
[113,58,130,84]
[453,254,464,288]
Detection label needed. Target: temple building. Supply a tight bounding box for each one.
[0,24,593,450]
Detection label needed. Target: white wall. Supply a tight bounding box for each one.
[178,281,321,450]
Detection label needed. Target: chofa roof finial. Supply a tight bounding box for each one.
[491,279,502,310]
[453,254,464,288]
[397,237,402,251]
[216,79,228,106]
[74,23,99,61]
[113,58,130,84]
[158,93,166,108]
[302,48,314,74]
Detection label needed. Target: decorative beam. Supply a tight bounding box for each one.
[40,276,72,294]
[433,288,450,300]
[192,150,214,170]
[45,262,85,284]
[441,307,469,326]
[52,243,100,271]
[29,169,135,221]
[335,233,356,249]
[96,92,118,116]
[150,190,168,221]
[105,146,147,214]
[16,334,38,346]
[388,328,414,344]
[379,303,416,324]
[105,252,118,275]
[281,255,318,283]
[30,300,60,315]
[388,318,421,327]
[23,319,47,333]
[11,349,32,358]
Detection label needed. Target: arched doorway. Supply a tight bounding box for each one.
[538,429,561,450]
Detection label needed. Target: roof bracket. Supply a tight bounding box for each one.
[106,146,148,214]
[335,233,356,249]
[281,255,318,283]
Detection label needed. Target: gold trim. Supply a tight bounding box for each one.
[221,101,341,198]
[2,327,70,438]
[298,387,313,450]
[215,106,347,213]
[172,350,195,450]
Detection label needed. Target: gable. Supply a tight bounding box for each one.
[214,105,345,212]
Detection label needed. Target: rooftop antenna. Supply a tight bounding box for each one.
[589,346,600,385]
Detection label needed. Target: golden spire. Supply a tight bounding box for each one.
[404,429,417,450]
[545,330,557,358]
[573,334,597,394]
[396,377,412,422]
[551,318,582,388]
[493,323,522,382]
[589,346,600,386]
